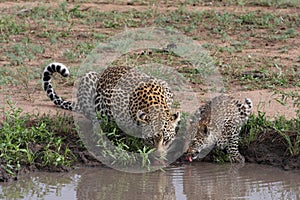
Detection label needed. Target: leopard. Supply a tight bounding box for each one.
[42,63,180,160]
[185,94,253,163]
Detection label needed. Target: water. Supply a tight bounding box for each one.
[0,163,299,200]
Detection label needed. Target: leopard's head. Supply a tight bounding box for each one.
[135,107,180,166]
[128,80,180,152]
[136,106,181,146]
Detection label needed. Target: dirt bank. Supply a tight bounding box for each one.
[1,116,299,182]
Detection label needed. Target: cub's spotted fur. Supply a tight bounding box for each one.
[186,95,252,163]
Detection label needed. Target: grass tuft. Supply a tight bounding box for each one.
[241,112,300,157]
[0,102,76,180]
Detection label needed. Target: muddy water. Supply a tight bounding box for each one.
[0,163,299,200]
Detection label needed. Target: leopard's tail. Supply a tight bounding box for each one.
[43,62,77,111]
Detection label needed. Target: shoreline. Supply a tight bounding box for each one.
[1,112,299,182]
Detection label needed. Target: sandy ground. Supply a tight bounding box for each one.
[0,1,298,119]
[1,86,298,120]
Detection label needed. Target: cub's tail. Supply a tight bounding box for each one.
[240,98,253,121]
[244,98,253,116]
[43,62,76,111]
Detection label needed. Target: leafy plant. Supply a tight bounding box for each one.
[0,103,75,180]
[91,114,157,170]
[278,130,300,157]
[241,110,300,157]
[138,146,156,169]
[273,90,300,116]
[5,42,45,66]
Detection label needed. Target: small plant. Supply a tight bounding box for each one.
[0,103,76,180]
[278,131,300,157]
[75,42,95,58]
[273,90,300,116]
[138,146,156,169]
[241,110,300,157]
[63,49,78,62]
[0,16,26,42]
[241,112,270,146]
[91,114,157,170]
[5,42,45,66]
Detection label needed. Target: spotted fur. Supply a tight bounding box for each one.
[186,95,253,163]
[43,63,180,155]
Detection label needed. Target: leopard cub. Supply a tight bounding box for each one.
[186,94,252,163]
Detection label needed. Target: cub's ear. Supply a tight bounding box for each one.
[172,111,181,124]
[136,110,148,123]
[198,123,209,136]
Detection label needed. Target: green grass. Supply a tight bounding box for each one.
[0,103,76,180]
[0,16,26,42]
[273,90,300,116]
[1,2,299,90]
[5,41,45,66]
[0,65,41,101]
[243,90,300,148]
[241,112,300,157]
[89,114,160,170]
[0,103,159,180]
[0,67,17,86]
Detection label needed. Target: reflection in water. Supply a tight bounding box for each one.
[76,167,175,200]
[0,163,299,200]
[0,171,79,200]
[182,163,247,199]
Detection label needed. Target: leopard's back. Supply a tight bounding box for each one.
[97,67,179,145]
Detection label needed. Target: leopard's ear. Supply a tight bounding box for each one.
[136,110,148,123]
[172,111,181,124]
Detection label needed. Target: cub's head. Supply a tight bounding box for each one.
[186,121,210,162]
